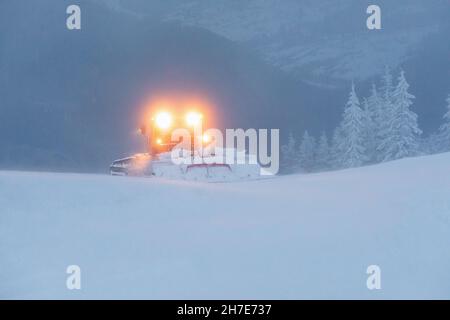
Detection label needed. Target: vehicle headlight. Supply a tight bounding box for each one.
[154,112,172,130]
[202,134,211,143]
[186,112,203,127]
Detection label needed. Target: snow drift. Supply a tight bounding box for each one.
[1,152,450,299]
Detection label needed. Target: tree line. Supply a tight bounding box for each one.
[281,67,450,173]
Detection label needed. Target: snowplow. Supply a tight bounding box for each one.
[110,108,262,181]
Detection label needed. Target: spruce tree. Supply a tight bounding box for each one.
[280,132,298,173]
[366,84,383,162]
[298,130,316,172]
[378,70,422,161]
[339,84,368,168]
[362,97,376,162]
[438,94,450,152]
[315,132,330,170]
[330,126,344,169]
[376,66,396,162]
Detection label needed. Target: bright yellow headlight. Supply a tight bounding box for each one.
[154,112,172,130]
[202,134,211,143]
[186,112,203,127]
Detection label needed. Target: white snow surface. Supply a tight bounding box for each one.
[1,152,450,299]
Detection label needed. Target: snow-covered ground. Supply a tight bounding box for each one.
[1,152,450,299]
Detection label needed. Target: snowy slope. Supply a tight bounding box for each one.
[1,153,450,299]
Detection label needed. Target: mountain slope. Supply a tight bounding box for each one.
[1,152,450,299]
[105,0,450,84]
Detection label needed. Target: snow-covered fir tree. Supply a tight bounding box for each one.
[438,94,450,152]
[330,126,344,169]
[380,66,394,102]
[376,66,396,162]
[365,84,383,162]
[280,132,298,173]
[298,130,316,172]
[377,70,422,161]
[362,97,376,162]
[315,132,330,170]
[339,83,368,168]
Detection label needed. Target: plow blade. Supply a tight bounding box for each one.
[112,150,266,182]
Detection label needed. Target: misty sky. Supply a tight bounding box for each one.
[0,0,449,172]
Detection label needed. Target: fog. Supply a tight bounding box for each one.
[0,0,448,172]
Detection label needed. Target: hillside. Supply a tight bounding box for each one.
[1,152,449,299]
